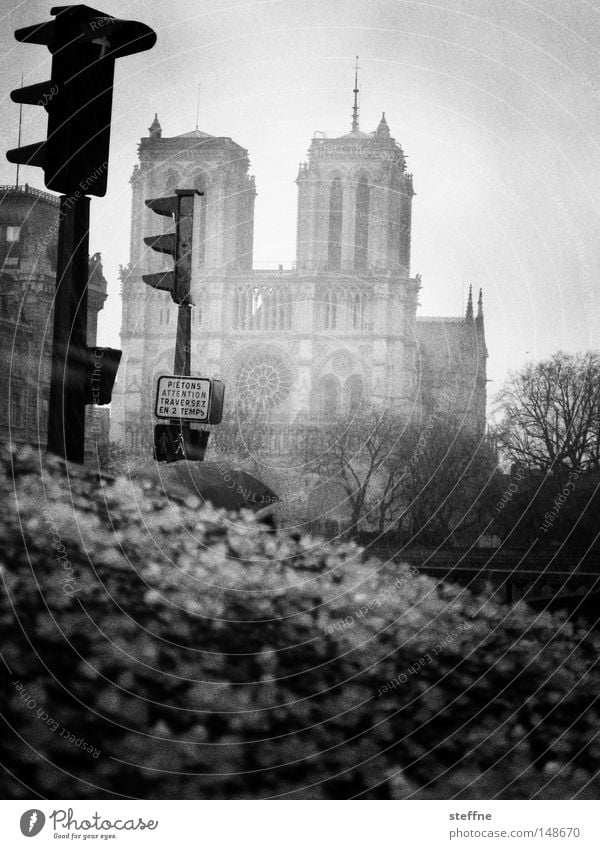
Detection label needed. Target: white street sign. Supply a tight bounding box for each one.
[155,375,212,422]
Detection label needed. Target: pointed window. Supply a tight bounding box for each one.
[328,177,343,271]
[344,374,364,413]
[352,292,363,329]
[355,176,369,271]
[324,290,337,329]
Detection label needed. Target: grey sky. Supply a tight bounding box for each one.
[2,0,600,398]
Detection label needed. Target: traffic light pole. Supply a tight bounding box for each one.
[47,194,90,463]
[145,189,214,461]
[172,304,192,452]
[174,304,191,376]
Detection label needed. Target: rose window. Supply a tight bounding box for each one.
[236,349,293,410]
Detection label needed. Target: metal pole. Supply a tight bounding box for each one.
[172,303,191,451]
[173,303,191,376]
[47,193,90,463]
[169,190,199,456]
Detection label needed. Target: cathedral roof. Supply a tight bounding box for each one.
[144,115,216,141]
[140,118,248,157]
[176,128,214,139]
[339,129,371,139]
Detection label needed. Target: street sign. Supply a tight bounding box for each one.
[155,375,212,422]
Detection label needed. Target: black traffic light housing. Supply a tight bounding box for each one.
[7,5,156,196]
[66,346,121,405]
[85,346,122,405]
[143,189,202,305]
[154,426,210,463]
[207,379,225,424]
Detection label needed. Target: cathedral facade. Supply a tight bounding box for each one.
[111,103,487,451]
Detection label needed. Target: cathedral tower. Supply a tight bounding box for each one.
[112,116,257,447]
[296,68,414,275]
[130,114,255,274]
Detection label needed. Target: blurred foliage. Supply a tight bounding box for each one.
[0,448,599,799]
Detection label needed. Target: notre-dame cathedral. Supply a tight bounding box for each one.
[111,89,487,452]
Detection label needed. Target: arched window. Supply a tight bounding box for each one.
[344,374,364,413]
[328,176,343,271]
[355,175,370,271]
[163,169,179,195]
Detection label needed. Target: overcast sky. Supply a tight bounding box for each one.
[2,0,600,397]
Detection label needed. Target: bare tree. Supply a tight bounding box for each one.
[297,406,499,541]
[496,351,600,475]
[298,406,408,533]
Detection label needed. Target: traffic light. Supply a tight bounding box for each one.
[6,5,156,196]
[154,426,210,463]
[143,189,203,305]
[64,346,121,405]
[208,379,225,424]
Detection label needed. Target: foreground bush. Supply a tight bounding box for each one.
[0,449,599,799]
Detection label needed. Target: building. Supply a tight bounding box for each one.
[0,184,108,454]
[416,285,487,436]
[111,93,487,452]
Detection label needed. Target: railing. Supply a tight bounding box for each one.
[359,543,600,579]
[231,283,293,331]
[417,316,466,324]
[0,183,59,206]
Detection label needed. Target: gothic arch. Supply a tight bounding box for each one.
[162,169,180,195]
[352,167,374,184]
[189,171,208,191]
[325,168,345,182]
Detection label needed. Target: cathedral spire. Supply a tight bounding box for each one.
[351,55,360,133]
[148,113,162,139]
[465,284,474,321]
[376,112,390,139]
[476,288,484,324]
